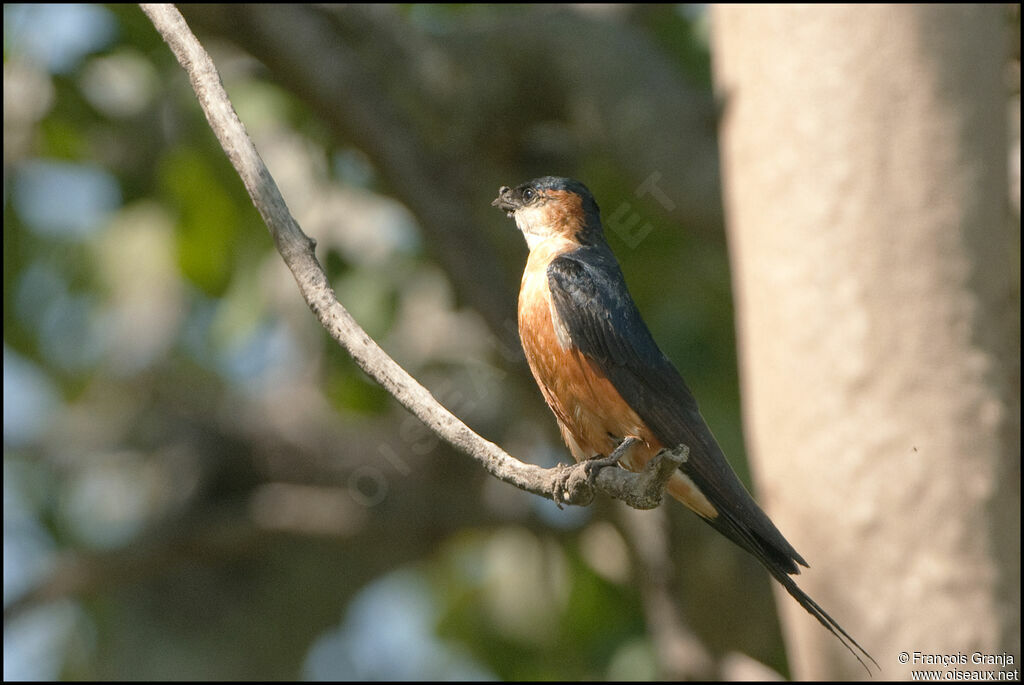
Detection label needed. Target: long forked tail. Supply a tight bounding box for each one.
[766,562,879,675]
[687,489,879,675]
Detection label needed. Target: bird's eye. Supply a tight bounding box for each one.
[522,188,535,202]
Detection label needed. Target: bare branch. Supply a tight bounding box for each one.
[139,4,686,511]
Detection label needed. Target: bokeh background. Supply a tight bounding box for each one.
[4,4,1019,681]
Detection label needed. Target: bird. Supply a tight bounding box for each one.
[492,175,875,673]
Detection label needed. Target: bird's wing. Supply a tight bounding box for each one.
[546,251,877,669]
[546,250,877,672]
[545,250,805,571]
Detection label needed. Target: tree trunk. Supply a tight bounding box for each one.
[712,5,1019,680]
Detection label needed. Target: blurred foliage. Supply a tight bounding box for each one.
[3,3,788,681]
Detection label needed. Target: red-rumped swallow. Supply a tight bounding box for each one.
[493,176,875,672]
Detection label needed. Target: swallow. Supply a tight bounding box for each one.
[492,176,875,672]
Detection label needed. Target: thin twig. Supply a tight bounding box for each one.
[139,3,686,509]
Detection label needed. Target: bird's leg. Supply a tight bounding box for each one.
[588,435,637,472]
[552,437,637,508]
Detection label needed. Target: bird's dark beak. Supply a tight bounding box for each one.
[491,185,518,217]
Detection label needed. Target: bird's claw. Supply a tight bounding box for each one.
[552,452,621,508]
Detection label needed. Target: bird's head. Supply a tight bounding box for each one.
[492,176,602,250]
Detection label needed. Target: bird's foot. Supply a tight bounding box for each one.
[551,439,635,508]
[552,461,594,509]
